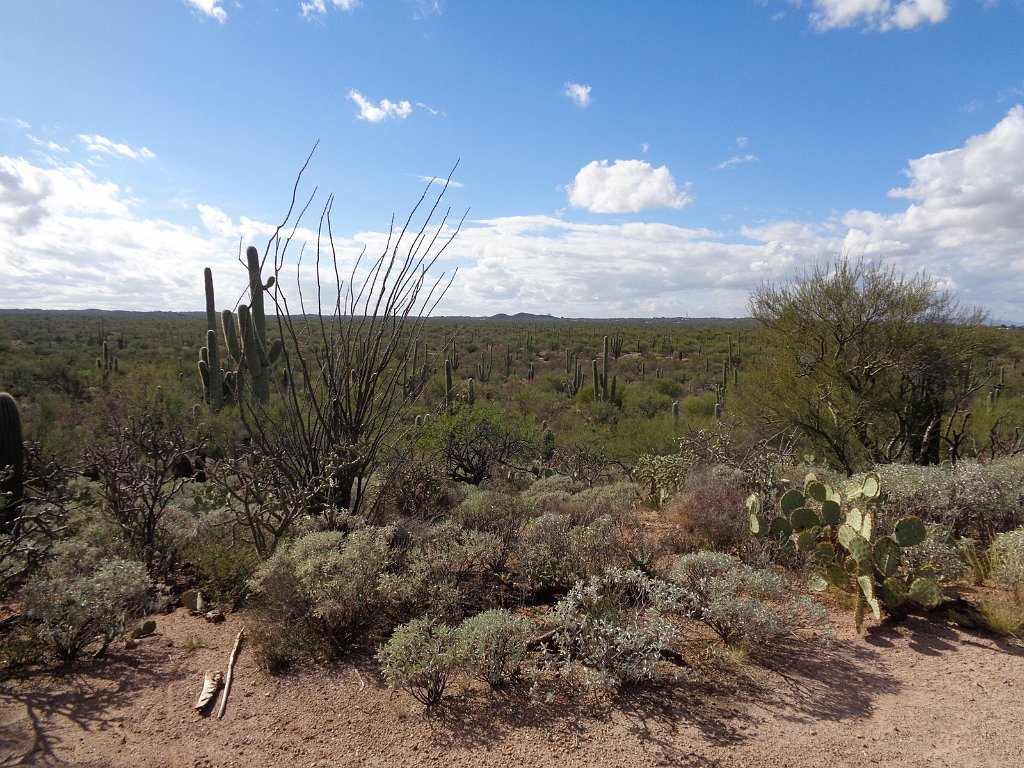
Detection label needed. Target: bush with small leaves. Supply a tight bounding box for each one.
[21,541,150,664]
[247,527,395,668]
[989,527,1024,597]
[382,520,504,623]
[456,608,533,687]
[546,568,686,689]
[670,550,828,648]
[377,616,459,707]
[516,512,580,596]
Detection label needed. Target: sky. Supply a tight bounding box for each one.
[1,0,1023,320]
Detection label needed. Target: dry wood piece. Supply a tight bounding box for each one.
[216,629,244,719]
[194,670,223,711]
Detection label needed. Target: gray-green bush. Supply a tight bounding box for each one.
[670,550,828,648]
[377,616,459,707]
[21,541,150,664]
[247,527,396,668]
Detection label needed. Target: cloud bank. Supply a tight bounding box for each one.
[3,107,1024,321]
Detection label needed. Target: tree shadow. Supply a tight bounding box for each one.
[0,649,166,766]
[414,633,900,763]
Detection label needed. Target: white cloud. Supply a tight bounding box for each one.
[810,0,949,31]
[715,154,759,170]
[418,176,464,188]
[184,0,227,23]
[27,135,69,154]
[562,82,592,108]
[79,134,156,161]
[640,143,650,154]
[736,136,749,148]
[347,89,413,122]
[567,159,693,213]
[301,0,359,17]
[840,105,1024,318]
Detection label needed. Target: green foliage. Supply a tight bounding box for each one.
[669,551,828,647]
[247,527,396,666]
[751,472,945,630]
[742,256,991,472]
[21,542,150,664]
[632,453,686,507]
[377,616,459,707]
[455,608,533,687]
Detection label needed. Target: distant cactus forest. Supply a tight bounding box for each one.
[2,200,1023,704]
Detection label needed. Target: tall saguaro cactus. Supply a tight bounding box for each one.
[203,268,224,411]
[246,246,273,403]
[0,392,24,532]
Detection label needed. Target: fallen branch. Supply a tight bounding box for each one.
[217,629,244,719]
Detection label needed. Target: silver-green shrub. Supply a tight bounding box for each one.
[456,608,533,687]
[670,551,828,648]
[248,527,395,667]
[377,616,459,707]
[546,568,686,689]
[22,541,150,664]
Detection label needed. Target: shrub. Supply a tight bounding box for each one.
[664,465,750,554]
[878,457,1024,545]
[383,520,504,622]
[895,523,966,584]
[21,541,150,664]
[670,551,828,648]
[989,527,1024,597]
[377,616,459,707]
[451,489,534,571]
[247,527,395,668]
[546,568,684,689]
[456,609,533,687]
[516,513,580,595]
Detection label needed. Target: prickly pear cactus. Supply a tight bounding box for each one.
[749,471,944,630]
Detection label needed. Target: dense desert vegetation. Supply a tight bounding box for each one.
[2,188,1023,760]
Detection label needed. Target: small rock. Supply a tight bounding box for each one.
[205,610,225,623]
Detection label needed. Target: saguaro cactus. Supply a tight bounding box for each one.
[203,267,224,410]
[0,392,25,531]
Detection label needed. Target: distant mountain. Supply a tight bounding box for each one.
[486,312,560,322]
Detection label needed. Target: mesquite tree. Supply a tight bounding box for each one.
[741,257,992,474]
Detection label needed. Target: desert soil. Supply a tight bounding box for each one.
[1,606,1021,768]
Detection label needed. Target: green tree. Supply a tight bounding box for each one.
[741,257,991,474]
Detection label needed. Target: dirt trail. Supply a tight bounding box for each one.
[2,607,1021,767]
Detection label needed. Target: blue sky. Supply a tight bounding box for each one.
[2,0,1023,319]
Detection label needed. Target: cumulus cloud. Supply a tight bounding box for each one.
[810,0,949,31]
[184,0,227,23]
[837,105,1024,315]
[301,0,359,18]
[562,82,592,108]
[567,160,692,214]
[79,134,156,161]
[347,90,413,122]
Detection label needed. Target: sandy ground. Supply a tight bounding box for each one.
[1,606,1021,768]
